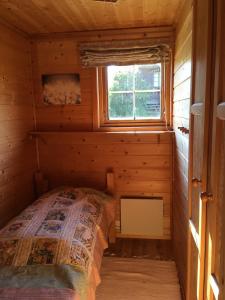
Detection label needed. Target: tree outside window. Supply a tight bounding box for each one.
[107,64,161,120]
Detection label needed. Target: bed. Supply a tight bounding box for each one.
[0,174,116,300]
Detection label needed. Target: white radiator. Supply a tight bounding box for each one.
[120,197,163,237]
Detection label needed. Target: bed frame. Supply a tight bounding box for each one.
[106,172,116,243]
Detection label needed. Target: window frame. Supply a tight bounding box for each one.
[93,61,172,131]
[107,64,162,121]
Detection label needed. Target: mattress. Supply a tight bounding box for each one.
[0,187,116,300]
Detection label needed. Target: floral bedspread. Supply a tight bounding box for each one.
[0,187,114,300]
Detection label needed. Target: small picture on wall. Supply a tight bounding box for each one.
[42,73,81,105]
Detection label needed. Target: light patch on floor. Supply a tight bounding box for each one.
[96,257,181,300]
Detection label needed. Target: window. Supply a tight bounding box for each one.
[95,61,171,131]
[107,64,161,120]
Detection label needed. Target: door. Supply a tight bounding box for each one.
[187,0,213,299]
[204,0,225,298]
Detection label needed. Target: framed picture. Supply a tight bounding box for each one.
[42,73,81,105]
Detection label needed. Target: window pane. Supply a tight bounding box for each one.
[107,65,133,91]
[135,64,161,90]
[107,64,162,121]
[135,91,161,119]
[109,92,133,120]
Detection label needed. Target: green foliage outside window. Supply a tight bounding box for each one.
[107,64,161,120]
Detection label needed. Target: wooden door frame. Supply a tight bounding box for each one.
[186,0,214,299]
[204,0,225,298]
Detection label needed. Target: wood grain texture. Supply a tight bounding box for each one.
[173,0,193,296]
[0,23,37,227]
[97,257,181,300]
[29,26,175,240]
[34,131,173,239]
[105,238,174,260]
[31,27,174,132]
[31,38,93,131]
[204,0,225,297]
[0,0,184,35]
[187,0,214,298]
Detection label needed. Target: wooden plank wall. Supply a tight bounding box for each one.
[31,29,174,239]
[0,23,37,227]
[31,27,174,132]
[31,37,94,131]
[173,0,193,295]
[36,131,172,239]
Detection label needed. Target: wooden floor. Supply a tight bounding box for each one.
[97,258,181,300]
[104,238,174,261]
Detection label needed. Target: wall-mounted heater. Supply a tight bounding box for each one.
[120,197,163,237]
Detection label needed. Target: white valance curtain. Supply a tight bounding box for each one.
[80,38,172,67]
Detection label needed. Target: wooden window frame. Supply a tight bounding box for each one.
[93,61,172,131]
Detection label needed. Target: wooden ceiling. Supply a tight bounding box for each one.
[0,0,184,36]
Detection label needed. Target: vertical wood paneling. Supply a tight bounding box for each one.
[0,23,36,227]
[173,0,193,296]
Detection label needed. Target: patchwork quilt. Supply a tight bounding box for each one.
[0,187,115,300]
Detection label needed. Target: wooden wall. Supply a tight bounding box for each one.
[173,0,193,296]
[31,27,173,132]
[0,22,174,240]
[31,29,174,239]
[32,37,94,131]
[35,131,172,239]
[0,23,37,227]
